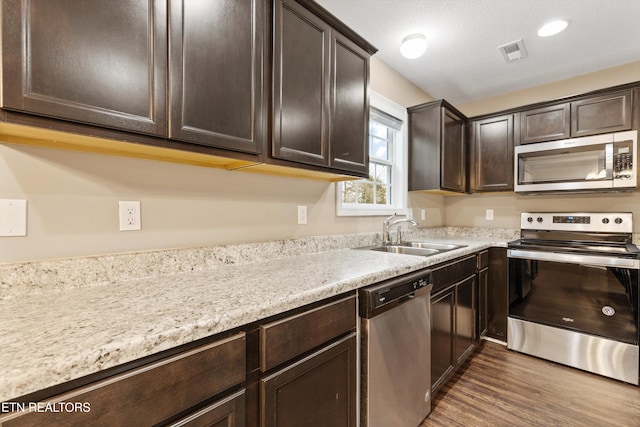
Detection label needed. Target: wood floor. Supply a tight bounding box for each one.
[421,341,640,427]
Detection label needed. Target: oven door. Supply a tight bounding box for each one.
[508,249,639,345]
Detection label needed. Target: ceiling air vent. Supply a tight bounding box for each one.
[498,39,528,62]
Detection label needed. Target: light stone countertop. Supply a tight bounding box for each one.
[0,230,515,402]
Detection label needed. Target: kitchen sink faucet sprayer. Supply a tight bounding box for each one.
[382,213,419,245]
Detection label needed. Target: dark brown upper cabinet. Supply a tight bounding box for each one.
[272,0,375,177]
[408,100,467,193]
[469,114,514,192]
[571,90,632,137]
[517,88,634,145]
[1,0,168,136]
[168,0,267,154]
[519,103,571,144]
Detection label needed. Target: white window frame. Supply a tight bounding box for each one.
[336,91,408,216]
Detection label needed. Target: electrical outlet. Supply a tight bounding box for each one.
[0,199,28,237]
[297,205,307,225]
[119,201,141,231]
[486,209,494,221]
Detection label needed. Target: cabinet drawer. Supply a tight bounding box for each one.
[0,333,246,427]
[260,296,356,371]
[431,255,476,294]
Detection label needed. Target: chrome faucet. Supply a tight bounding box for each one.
[382,213,419,245]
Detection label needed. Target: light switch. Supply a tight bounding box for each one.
[0,199,28,237]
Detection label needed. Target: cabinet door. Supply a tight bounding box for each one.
[455,276,476,364]
[519,103,571,144]
[273,0,331,167]
[262,333,356,427]
[169,0,266,154]
[169,389,245,427]
[1,0,167,136]
[441,107,467,192]
[470,114,514,192]
[477,267,489,339]
[330,32,369,174]
[431,287,455,392]
[571,90,632,137]
[487,247,508,341]
[408,104,442,191]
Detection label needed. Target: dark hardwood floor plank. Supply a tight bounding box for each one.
[421,341,640,427]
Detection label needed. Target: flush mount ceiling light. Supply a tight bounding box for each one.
[537,20,569,37]
[400,33,427,59]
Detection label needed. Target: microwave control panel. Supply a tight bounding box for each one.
[614,140,633,178]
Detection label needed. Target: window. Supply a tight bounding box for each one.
[336,92,408,216]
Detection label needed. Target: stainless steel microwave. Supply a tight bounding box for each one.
[514,130,638,193]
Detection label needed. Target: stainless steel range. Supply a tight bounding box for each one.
[507,212,640,384]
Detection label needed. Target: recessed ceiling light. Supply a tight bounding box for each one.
[537,20,569,37]
[400,33,427,59]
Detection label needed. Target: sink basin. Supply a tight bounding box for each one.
[368,245,440,256]
[400,242,467,251]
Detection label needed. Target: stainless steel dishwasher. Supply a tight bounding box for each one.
[359,268,433,427]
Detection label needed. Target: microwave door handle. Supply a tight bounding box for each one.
[605,143,613,179]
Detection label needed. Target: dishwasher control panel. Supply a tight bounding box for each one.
[359,269,432,318]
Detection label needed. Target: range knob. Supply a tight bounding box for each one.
[536,217,543,223]
[527,217,534,223]
[602,218,610,224]
[615,217,623,224]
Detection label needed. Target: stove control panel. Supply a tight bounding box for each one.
[521,212,633,233]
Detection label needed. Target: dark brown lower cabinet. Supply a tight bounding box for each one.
[430,255,480,393]
[477,266,489,338]
[0,333,247,427]
[477,250,489,339]
[487,247,508,341]
[261,333,357,427]
[431,286,455,392]
[455,276,476,364]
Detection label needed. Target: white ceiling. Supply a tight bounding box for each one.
[315,0,640,105]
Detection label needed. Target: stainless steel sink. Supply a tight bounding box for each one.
[363,241,467,257]
[400,242,467,251]
[369,245,440,256]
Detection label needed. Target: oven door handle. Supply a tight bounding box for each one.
[507,249,640,269]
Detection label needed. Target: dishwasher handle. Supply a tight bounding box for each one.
[398,293,416,304]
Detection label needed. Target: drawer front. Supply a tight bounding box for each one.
[260,296,356,372]
[431,255,476,293]
[1,333,246,427]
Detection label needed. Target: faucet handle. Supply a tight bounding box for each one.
[383,213,397,226]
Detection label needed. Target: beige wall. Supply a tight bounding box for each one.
[444,192,640,232]
[458,60,640,117]
[437,60,640,232]
[0,58,436,263]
